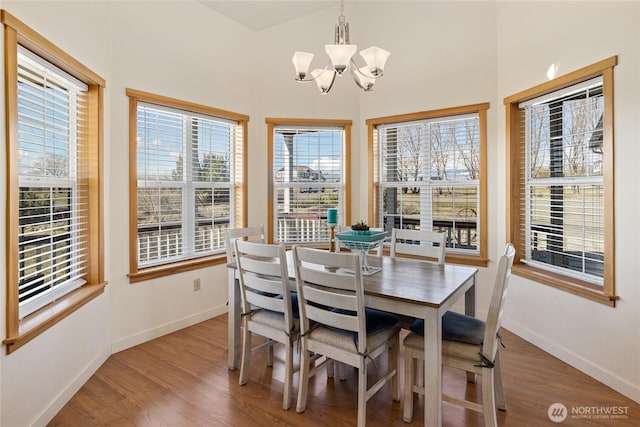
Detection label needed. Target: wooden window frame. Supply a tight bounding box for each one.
[2,10,107,353]
[503,57,617,306]
[366,104,489,267]
[265,118,352,245]
[126,89,249,283]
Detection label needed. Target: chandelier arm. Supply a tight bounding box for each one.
[295,62,335,82]
[350,58,384,79]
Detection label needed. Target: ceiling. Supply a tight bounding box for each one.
[198,1,336,31]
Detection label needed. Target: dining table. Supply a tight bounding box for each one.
[227,252,478,427]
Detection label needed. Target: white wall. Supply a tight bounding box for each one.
[496,0,640,403]
[0,1,255,426]
[0,1,639,426]
[106,0,255,352]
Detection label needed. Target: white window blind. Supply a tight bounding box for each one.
[377,114,480,253]
[136,102,239,266]
[273,127,345,244]
[521,78,604,284]
[17,46,89,319]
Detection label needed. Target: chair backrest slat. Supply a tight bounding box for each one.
[390,228,446,265]
[242,273,285,298]
[306,304,359,333]
[303,285,358,312]
[298,267,357,292]
[238,257,283,278]
[246,291,286,314]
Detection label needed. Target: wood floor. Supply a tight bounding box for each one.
[49,314,640,426]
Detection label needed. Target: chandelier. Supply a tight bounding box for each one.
[291,0,390,94]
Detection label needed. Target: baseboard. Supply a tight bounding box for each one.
[504,318,640,404]
[34,343,112,427]
[111,305,227,354]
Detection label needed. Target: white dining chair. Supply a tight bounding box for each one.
[402,243,516,426]
[292,246,401,427]
[225,225,265,263]
[390,228,446,264]
[234,239,298,410]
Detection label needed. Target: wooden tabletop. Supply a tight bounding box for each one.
[229,252,478,310]
[359,256,477,308]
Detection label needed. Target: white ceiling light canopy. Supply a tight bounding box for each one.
[291,0,390,95]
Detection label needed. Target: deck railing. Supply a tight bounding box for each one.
[136,216,479,263]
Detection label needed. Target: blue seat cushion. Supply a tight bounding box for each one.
[410,311,485,345]
[275,292,300,318]
[331,308,398,336]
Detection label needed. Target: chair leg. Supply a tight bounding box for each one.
[357,362,367,427]
[494,350,507,411]
[481,366,498,427]
[337,362,347,380]
[403,347,414,423]
[327,359,335,379]
[282,341,294,410]
[296,346,310,414]
[239,323,251,386]
[266,340,274,367]
[466,371,477,383]
[390,336,400,402]
[414,357,423,388]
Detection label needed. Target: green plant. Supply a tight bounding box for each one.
[351,220,369,231]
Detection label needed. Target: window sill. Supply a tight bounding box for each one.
[128,255,227,283]
[512,264,617,307]
[3,282,107,354]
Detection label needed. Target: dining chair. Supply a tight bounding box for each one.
[390,228,446,264]
[234,239,298,410]
[292,246,401,427]
[225,225,265,263]
[402,243,516,426]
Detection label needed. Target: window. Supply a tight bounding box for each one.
[3,10,106,353]
[504,57,617,305]
[367,104,488,265]
[266,118,351,245]
[127,89,248,282]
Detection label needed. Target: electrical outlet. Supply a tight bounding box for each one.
[193,278,201,291]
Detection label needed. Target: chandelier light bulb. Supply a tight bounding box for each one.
[292,52,315,80]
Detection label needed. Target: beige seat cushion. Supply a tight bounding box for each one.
[308,323,400,354]
[403,331,482,363]
[249,310,299,333]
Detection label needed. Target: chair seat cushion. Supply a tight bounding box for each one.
[249,309,299,334]
[308,321,400,354]
[403,330,482,362]
[303,308,399,353]
[275,292,299,318]
[409,311,485,345]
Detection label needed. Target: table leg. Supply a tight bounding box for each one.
[424,309,443,427]
[465,276,477,383]
[464,275,476,317]
[227,268,241,370]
